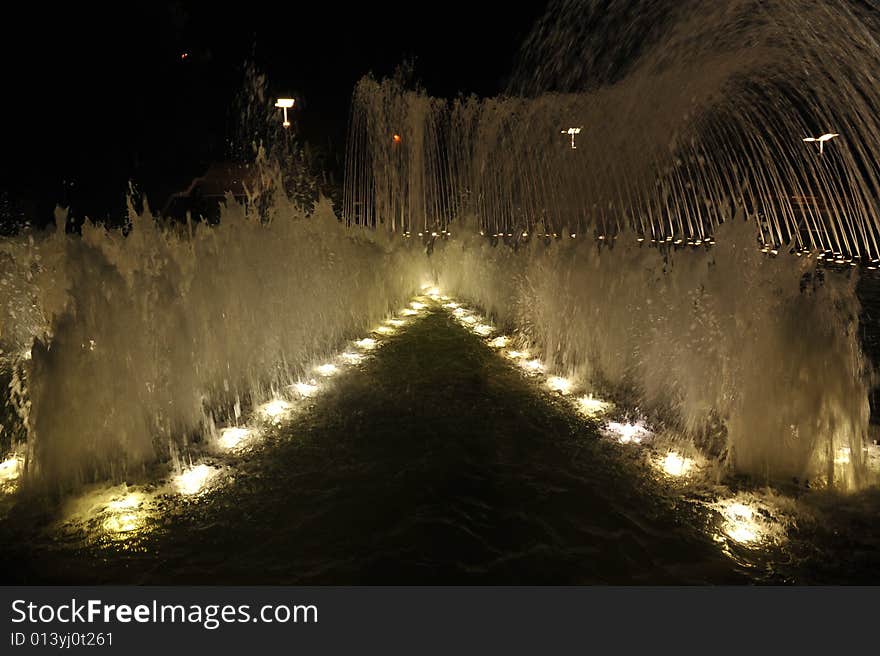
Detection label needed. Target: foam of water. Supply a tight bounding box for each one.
[432,215,870,487]
[0,192,429,493]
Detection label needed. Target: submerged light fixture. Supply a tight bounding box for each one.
[275,98,295,128]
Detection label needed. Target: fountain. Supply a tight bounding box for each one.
[343,0,878,487]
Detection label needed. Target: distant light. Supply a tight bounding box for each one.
[275,98,295,128]
[393,134,402,144]
[561,126,582,149]
[547,376,572,394]
[174,464,217,496]
[802,132,839,155]
[180,52,189,60]
[219,427,252,450]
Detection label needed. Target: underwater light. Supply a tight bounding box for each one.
[315,363,339,377]
[0,456,21,482]
[522,358,545,373]
[340,351,365,365]
[604,421,650,444]
[219,427,252,450]
[719,501,761,544]
[660,451,693,477]
[834,446,851,464]
[547,376,572,394]
[174,464,217,496]
[576,395,612,418]
[259,398,292,419]
[292,382,319,398]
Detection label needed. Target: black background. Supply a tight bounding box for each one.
[0,1,547,226]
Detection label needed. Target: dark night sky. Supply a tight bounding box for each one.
[0,1,547,226]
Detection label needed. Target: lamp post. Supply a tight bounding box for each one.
[275,98,295,128]
[802,132,839,155]
[561,127,582,149]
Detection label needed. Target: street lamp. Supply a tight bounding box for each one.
[561,127,582,149]
[802,132,839,155]
[275,98,295,128]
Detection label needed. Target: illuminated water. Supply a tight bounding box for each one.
[343,0,879,488]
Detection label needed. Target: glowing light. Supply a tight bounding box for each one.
[426,287,440,296]
[340,351,365,365]
[410,302,427,310]
[275,98,295,128]
[386,319,406,327]
[561,127,582,149]
[374,325,395,335]
[401,308,418,316]
[393,134,402,143]
[506,350,529,360]
[443,302,460,309]
[103,513,141,534]
[521,358,545,373]
[718,501,760,544]
[834,446,851,465]
[802,132,839,155]
[292,382,319,398]
[604,421,651,444]
[315,363,339,377]
[219,427,252,450]
[576,395,612,418]
[355,338,377,350]
[453,307,468,317]
[660,451,693,477]
[547,376,572,394]
[489,336,510,348]
[174,464,217,496]
[473,324,494,336]
[0,456,21,483]
[259,398,292,420]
